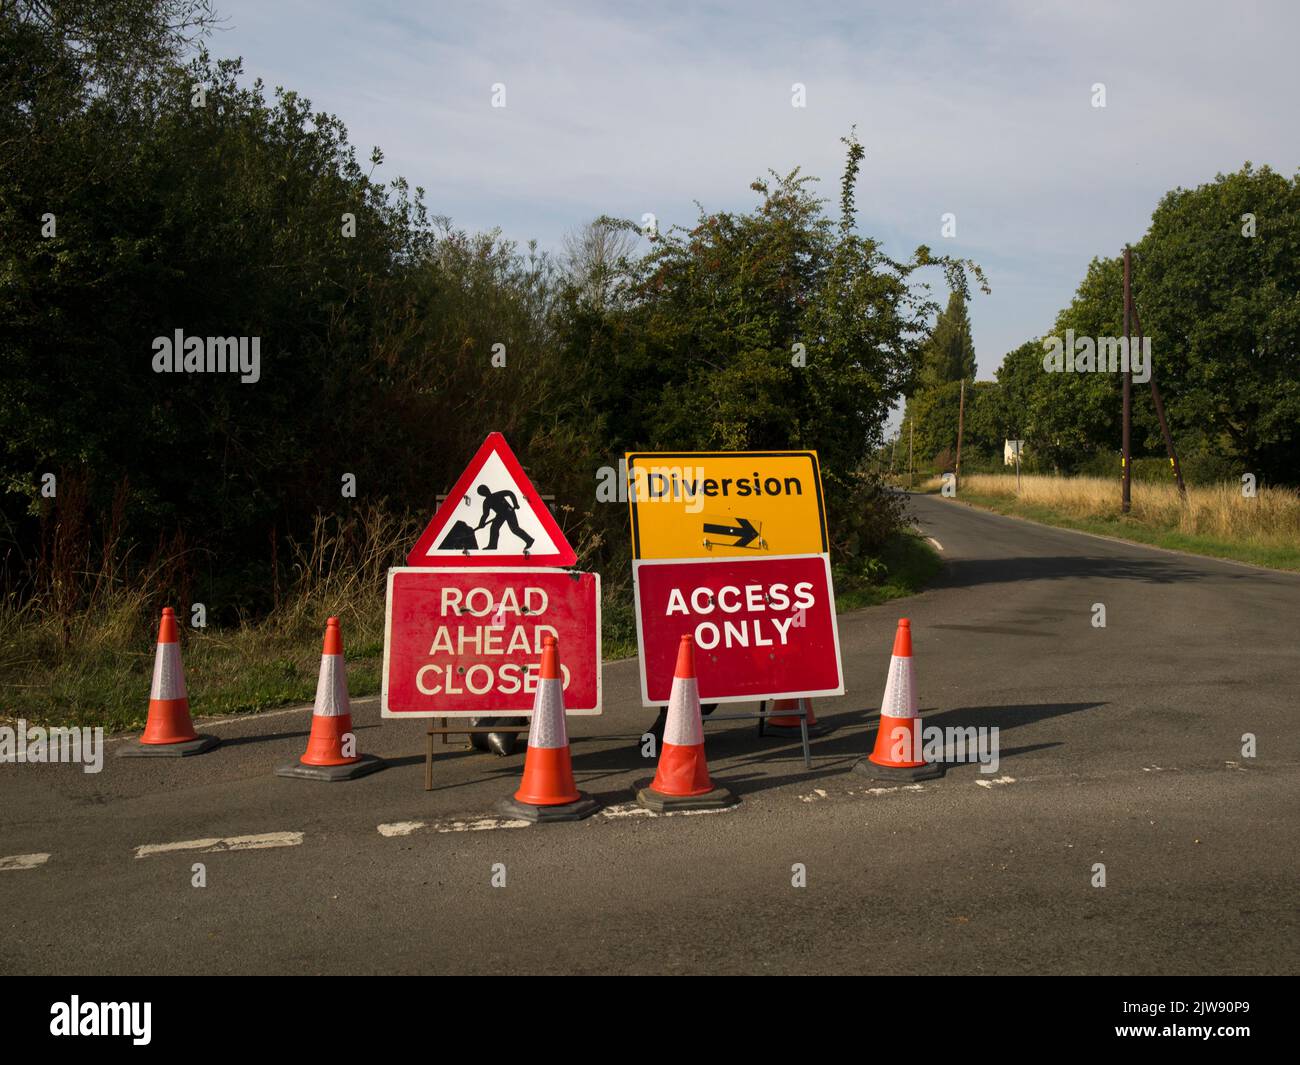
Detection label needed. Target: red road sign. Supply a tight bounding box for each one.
[633,554,843,705]
[382,568,600,717]
[406,433,577,568]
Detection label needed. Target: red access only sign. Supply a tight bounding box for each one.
[633,554,844,706]
[382,568,601,717]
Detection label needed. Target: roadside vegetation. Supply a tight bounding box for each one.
[889,163,1299,499]
[1,506,938,732]
[924,474,1300,572]
[833,530,943,612]
[2,2,968,730]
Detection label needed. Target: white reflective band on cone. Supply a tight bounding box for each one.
[663,676,704,746]
[879,654,918,719]
[527,678,567,749]
[313,655,350,717]
[150,642,188,701]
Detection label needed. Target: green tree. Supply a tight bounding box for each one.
[582,131,985,548]
[963,380,1004,458]
[1135,164,1300,481]
[917,290,977,390]
[907,379,1001,467]
[989,164,1299,482]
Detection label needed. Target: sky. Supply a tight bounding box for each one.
[204,0,1298,429]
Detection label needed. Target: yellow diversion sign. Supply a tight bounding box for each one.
[625,451,828,559]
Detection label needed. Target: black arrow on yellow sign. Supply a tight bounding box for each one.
[702,517,761,548]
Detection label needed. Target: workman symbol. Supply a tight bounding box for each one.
[438,483,536,552]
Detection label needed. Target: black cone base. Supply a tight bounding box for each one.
[499,794,600,822]
[635,782,739,813]
[117,735,220,758]
[275,753,386,781]
[853,757,944,782]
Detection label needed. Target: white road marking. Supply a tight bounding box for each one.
[601,803,655,819]
[134,831,303,859]
[798,788,829,803]
[975,775,1016,788]
[600,801,737,819]
[0,853,50,871]
[434,817,529,833]
[378,817,529,837]
[925,536,944,552]
[854,783,926,796]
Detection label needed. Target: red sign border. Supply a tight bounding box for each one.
[632,553,844,707]
[381,566,602,718]
[405,433,578,568]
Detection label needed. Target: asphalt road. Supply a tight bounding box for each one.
[2,493,1297,974]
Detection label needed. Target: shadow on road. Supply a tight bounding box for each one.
[935,554,1261,589]
[923,701,1105,730]
[542,701,1103,800]
[214,729,311,748]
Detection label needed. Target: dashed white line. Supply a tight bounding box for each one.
[378,817,529,836]
[0,853,50,871]
[601,803,655,819]
[925,536,944,552]
[600,801,736,819]
[975,775,1016,788]
[134,831,304,859]
[433,817,529,833]
[377,821,426,838]
[848,784,926,797]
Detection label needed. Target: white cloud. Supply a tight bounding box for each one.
[212,0,1299,376]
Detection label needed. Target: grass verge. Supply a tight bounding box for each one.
[833,530,943,611]
[2,529,940,732]
[926,474,1300,572]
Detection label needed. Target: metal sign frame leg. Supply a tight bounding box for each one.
[423,720,529,792]
[707,701,812,769]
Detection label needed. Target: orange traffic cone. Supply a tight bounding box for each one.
[118,607,218,757]
[276,617,384,781]
[637,635,737,812]
[763,697,828,737]
[855,618,942,782]
[501,636,599,822]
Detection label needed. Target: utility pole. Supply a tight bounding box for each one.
[1121,247,1133,514]
[908,419,914,490]
[1130,300,1187,500]
[955,379,966,490]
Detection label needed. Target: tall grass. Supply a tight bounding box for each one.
[2,488,916,730]
[0,506,417,733]
[0,500,649,731]
[945,473,1300,554]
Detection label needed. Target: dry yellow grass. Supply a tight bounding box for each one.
[945,473,1300,549]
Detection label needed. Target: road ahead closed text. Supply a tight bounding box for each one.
[382,568,601,717]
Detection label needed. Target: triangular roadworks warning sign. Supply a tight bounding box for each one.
[406,433,578,568]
